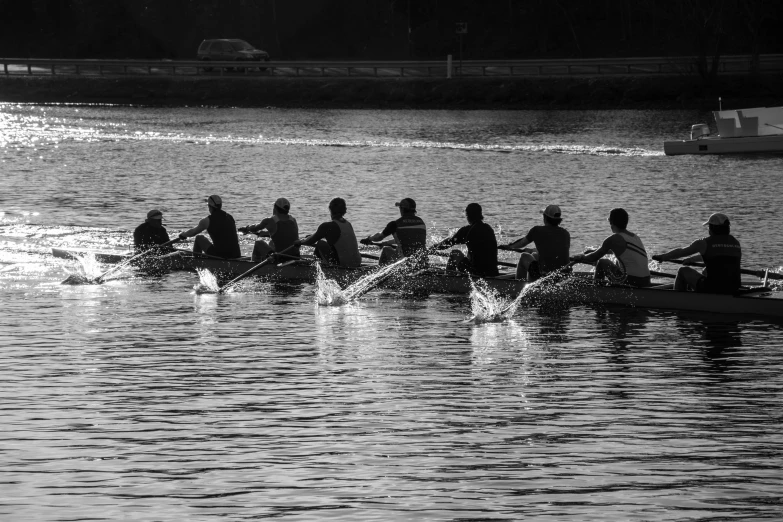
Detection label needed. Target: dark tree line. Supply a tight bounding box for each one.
[1,0,781,72]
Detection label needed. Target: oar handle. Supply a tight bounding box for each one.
[218,244,296,293]
[94,237,181,283]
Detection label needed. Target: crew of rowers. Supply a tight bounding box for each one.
[134,194,743,295]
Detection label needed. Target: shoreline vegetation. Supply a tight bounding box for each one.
[1,74,782,110]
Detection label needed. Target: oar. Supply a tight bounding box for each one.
[433,250,517,269]
[217,245,296,293]
[660,258,783,281]
[80,238,181,284]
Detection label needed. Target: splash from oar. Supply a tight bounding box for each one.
[315,264,350,306]
[193,268,221,294]
[501,261,578,318]
[60,253,104,285]
[465,279,513,324]
[315,255,413,306]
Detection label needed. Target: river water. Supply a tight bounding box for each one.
[1,103,782,520]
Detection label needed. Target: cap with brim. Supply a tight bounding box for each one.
[147,209,163,220]
[703,212,729,226]
[542,204,562,219]
[395,198,416,210]
[205,195,222,208]
[274,197,290,210]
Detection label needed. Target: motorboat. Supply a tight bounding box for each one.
[664,106,783,155]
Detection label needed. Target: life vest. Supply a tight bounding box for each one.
[332,219,362,268]
[270,215,300,257]
[703,234,741,293]
[616,231,650,278]
[206,210,241,258]
[392,215,427,256]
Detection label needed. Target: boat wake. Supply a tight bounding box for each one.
[2,107,663,158]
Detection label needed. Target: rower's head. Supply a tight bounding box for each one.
[146,209,163,228]
[274,197,291,215]
[465,202,483,224]
[329,197,347,219]
[395,198,417,215]
[542,204,562,226]
[703,212,730,235]
[607,208,628,232]
[206,194,223,214]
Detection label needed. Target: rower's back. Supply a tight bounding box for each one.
[270,214,300,258]
[332,218,362,268]
[527,223,570,273]
[464,221,499,277]
[207,209,242,258]
[702,233,741,294]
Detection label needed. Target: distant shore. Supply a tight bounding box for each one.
[1,74,781,110]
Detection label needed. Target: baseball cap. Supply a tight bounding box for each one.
[205,195,222,208]
[542,204,562,219]
[146,209,163,220]
[395,198,417,210]
[274,197,291,210]
[703,212,729,226]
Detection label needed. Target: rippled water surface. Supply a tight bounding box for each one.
[2,103,782,520]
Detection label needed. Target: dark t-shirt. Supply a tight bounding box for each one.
[444,221,499,277]
[525,225,570,273]
[133,222,171,253]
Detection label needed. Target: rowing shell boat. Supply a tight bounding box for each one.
[51,248,374,285]
[51,248,783,318]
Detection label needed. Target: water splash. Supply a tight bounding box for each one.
[315,256,414,306]
[466,279,513,324]
[194,268,221,294]
[315,264,349,306]
[60,253,104,285]
[502,268,578,318]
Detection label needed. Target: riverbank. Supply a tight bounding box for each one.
[1,74,781,109]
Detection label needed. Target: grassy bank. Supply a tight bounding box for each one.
[1,74,781,110]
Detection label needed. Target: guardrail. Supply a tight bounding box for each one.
[2,55,783,78]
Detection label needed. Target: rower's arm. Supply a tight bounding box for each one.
[179,217,209,239]
[505,236,532,250]
[654,240,705,261]
[243,217,272,237]
[298,222,331,246]
[365,221,397,243]
[580,237,613,264]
